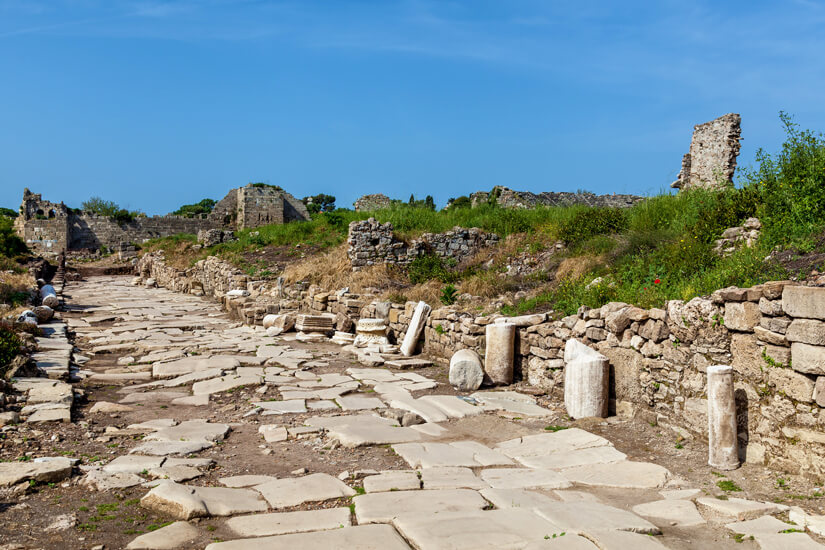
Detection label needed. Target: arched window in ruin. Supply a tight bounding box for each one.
[48,209,56,219]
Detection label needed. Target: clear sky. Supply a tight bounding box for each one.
[2,1,824,214]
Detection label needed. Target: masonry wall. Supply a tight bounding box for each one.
[672,113,742,190]
[347,218,500,270]
[67,214,220,251]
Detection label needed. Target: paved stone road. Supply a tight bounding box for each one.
[56,277,825,549]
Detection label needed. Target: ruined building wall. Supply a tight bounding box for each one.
[469,187,644,209]
[67,214,220,251]
[672,113,742,190]
[347,218,500,270]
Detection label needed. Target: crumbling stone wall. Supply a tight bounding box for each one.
[16,184,310,256]
[469,187,643,209]
[671,113,742,190]
[139,249,825,479]
[347,218,500,270]
[353,194,391,211]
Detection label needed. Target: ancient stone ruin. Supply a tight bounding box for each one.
[353,193,392,211]
[14,183,309,256]
[671,113,742,190]
[469,186,643,209]
[347,218,500,270]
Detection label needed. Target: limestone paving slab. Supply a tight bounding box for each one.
[126,520,200,549]
[392,509,566,550]
[257,400,308,415]
[632,499,706,528]
[254,473,356,508]
[363,470,421,493]
[336,394,386,411]
[130,440,214,456]
[220,475,279,488]
[754,533,824,549]
[479,468,572,490]
[393,441,510,468]
[224,507,351,537]
[419,394,482,418]
[480,487,560,510]
[696,497,785,522]
[204,524,411,550]
[495,429,612,460]
[0,457,74,487]
[143,420,230,443]
[724,515,799,536]
[534,501,661,535]
[354,488,488,524]
[140,480,268,519]
[307,414,424,447]
[518,445,627,470]
[192,374,262,395]
[561,461,670,489]
[420,467,489,490]
[103,455,165,474]
[577,530,669,549]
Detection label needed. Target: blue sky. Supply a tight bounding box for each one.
[2,0,824,214]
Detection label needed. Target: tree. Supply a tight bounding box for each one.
[0,217,27,257]
[447,196,471,210]
[173,198,216,218]
[0,207,18,218]
[302,194,336,214]
[81,196,120,217]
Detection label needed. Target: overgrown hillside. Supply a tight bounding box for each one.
[142,114,825,315]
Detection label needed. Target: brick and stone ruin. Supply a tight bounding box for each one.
[469,186,644,209]
[13,183,309,257]
[671,113,742,190]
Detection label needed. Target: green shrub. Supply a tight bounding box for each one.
[0,218,27,258]
[558,208,628,244]
[0,207,18,218]
[440,284,459,305]
[172,198,216,217]
[0,324,21,373]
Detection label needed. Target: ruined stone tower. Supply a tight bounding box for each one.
[671,113,742,190]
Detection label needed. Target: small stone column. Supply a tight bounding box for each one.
[707,365,739,470]
[449,349,484,391]
[563,339,609,419]
[40,284,59,308]
[485,323,515,385]
[400,301,432,357]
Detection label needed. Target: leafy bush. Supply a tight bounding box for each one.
[302,194,336,214]
[0,324,21,373]
[558,207,629,244]
[81,196,142,224]
[440,284,459,305]
[172,198,216,218]
[447,196,472,210]
[0,217,27,258]
[0,207,18,218]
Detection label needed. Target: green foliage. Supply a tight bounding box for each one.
[250,182,283,191]
[447,196,472,210]
[407,194,436,211]
[440,284,459,305]
[302,194,336,214]
[0,217,27,258]
[81,196,120,217]
[172,198,216,217]
[0,324,21,374]
[81,196,142,224]
[408,255,457,284]
[558,207,629,244]
[0,207,18,218]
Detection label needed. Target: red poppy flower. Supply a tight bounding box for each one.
[654,278,661,284]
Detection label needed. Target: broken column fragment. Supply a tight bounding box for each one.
[400,301,431,357]
[449,349,484,391]
[40,284,59,308]
[563,339,609,419]
[485,323,515,385]
[707,365,740,470]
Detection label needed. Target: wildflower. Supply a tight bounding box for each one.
[654,278,661,284]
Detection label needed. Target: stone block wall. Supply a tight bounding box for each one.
[468,187,643,209]
[347,218,500,270]
[136,249,825,480]
[68,214,219,251]
[672,113,742,190]
[353,194,392,211]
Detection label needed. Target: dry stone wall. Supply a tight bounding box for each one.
[469,187,643,209]
[347,218,500,270]
[137,249,825,480]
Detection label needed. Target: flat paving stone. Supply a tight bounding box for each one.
[225,507,351,537]
[480,468,572,490]
[524,535,598,549]
[577,530,669,549]
[153,356,240,378]
[518,445,627,470]
[561,461,670,489]
[254,473,356,508]
[204,524,411,550]
[143,420,230,443]
[754,532,824,549]
[192,374,262,395]
[259,425,288,442]
[393,441,510,468]
[83,469,145,491]
[480,487,560,510]
[496,429,612,461]
[307,415,424,447]
[103,455,165,474]
[725,515,799,536]
[420,467,489,490]
[336,394,386,411]
[120,391,188,404]
[696,497,785,522]
[256,400,308,415]
[393,509,566,550]
[140,480,268,519]
[632,499,706,527]
[363,470,421,493]
[130,440,214,456]
[354,489,488,524]
[0,457,74,487]
[126,520,200,549]
[220,475,279,488]
[419,394,482,418]
[534,501,661,535]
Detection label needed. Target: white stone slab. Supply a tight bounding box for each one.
[254,473,356,508]
[354,489,488,524]
[204,524,411,550]
[480,469,572,490]
[225,507,351,537]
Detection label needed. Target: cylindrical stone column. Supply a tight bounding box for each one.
[449,349,484,391]
[400,301,432,357]
[707,365,740,470]
[485,323,515,385]
[563,341,609,419]
[40,284,59,308]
